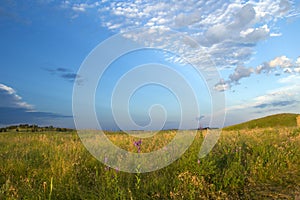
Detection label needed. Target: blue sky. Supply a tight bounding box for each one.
[0,0,300,129]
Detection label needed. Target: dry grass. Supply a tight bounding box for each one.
[0,128,299,199]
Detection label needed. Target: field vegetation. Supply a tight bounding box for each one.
[1,126,300,199]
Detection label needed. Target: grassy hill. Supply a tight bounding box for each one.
[224,113,300,131]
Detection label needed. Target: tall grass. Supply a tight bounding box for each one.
[0,128,299,199]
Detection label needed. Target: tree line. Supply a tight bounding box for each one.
[0,124,74,132]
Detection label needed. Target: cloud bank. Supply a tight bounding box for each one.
[58,0,299,92]
[100,0,296,70]
[0,83,71,126]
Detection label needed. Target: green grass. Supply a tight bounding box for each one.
[223,113,299,131]
[0,128,300,199]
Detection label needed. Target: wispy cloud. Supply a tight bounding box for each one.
[224,78,300,125]
[0,83,71,126]
[0,6,31,25]
[0,107,71,125]
[253,100,298,109]
[226,77,300,113]
[45,67,83,84]
[0,83,32,109]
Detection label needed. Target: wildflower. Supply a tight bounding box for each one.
[134,139,142,153]
[197,159,200,165]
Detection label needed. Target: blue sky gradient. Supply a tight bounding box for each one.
[0,0,300,129]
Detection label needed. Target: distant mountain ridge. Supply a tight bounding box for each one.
[224,113,300,131]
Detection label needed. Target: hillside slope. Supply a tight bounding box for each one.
[224,113,300,130]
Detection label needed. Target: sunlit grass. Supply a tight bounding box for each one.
[0,128,299,199]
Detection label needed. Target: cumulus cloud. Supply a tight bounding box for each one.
[214,79,231,92]
[215,55,300,91]
[204,4,265,45]
[239,25,270,44]
[229,66,254,83]
[269,55,293,68]
[255,55,298,74]
[213,65,255,91]
[58,0,299,93]
[60,0,298,72]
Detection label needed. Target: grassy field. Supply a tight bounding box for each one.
[0,128,300,199]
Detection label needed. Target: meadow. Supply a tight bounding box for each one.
[0,127,300,199]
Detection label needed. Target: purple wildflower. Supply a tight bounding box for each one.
[134,139,142,146]
[134,139,142,153]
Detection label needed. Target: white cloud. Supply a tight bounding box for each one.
[0,83,33,109]
[294,68,300,73]
[229,66,254,83]
[239,25,270,44]
[92,0,297,71]
[269,55,293,68]
[253,0,294,20]
[58,0,299,73]
[214,79,231,92]
[255,55,299,74]
[59,0,299,92]
[68,2,101,13]
[0,83,72,126]
[72,6,85,12]
[218,55,300,91]
[226,81,300,118]
[278,74,300,83]
[296,57,300,66]
[270,32,282,37]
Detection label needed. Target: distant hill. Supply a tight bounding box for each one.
[223,113,300,131]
